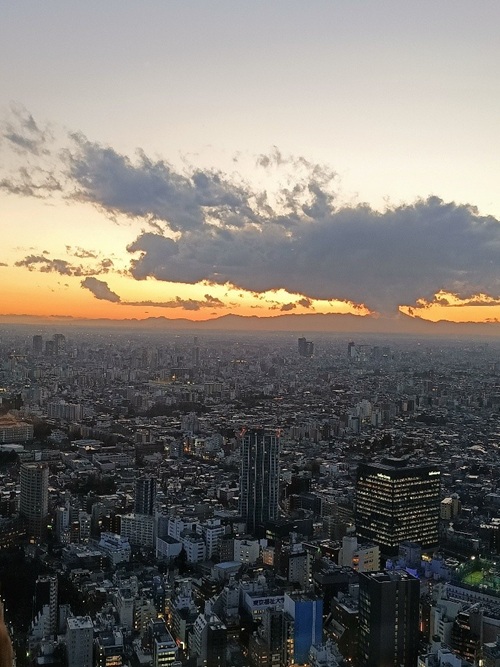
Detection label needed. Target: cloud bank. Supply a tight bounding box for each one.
[81,277,224,311]
[3,106,500,315]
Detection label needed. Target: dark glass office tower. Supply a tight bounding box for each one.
[358,571,419,667]
[355,457,440,556]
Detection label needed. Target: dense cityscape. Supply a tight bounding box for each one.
[0,325,500,666]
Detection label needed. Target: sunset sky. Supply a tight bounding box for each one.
[1,1,500,326]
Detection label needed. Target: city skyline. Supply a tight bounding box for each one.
[1,325,500,664]
[1,2,500,330]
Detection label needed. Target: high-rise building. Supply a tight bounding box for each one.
[32,334,43,355]
[192,336,200,368]
[20,462,49,542]
[53,333,66,355]
[33,575,58,637]
[355,457,440,555]
[66,616,94,667]
[239,429,280,534]
[283,592,323,666]
[135,476,157,516]
[358,571,419,667]
[298,337,314,357]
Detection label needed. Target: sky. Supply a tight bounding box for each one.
[1,1,500,326]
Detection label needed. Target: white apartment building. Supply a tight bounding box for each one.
[66,616,93,667]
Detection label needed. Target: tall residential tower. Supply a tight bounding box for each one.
[135,476,157,516]
[20,462,49,542]
[239,429,280,534]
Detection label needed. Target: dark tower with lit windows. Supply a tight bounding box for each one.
[355,457,440,556]
[358,570,419,667]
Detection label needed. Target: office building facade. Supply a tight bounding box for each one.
[358,571,419,667]
[284,592,323,666]
[355,457,440,555]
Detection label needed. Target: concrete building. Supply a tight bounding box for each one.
[234,538,260,564]
[120,513,154,548]
[66,616,93,667]
[98,532,131,566]
[0,415,34,443]
[150,620,178,667]
[338,535,380,572]
[32,575,58,638]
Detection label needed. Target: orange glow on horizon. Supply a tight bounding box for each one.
[4,264,500,325]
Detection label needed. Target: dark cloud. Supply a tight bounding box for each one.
[297,297,312,308]
[4,108,500,314]
[0,167,61,198]
[0,262,8,267]
[81,277,121,302]
[122,293,225,310]
[80,278,225,311]
[126,198,500,314]
[256,146,285,169]
[417,294,500,308]
[63,135,257,232]
[66,246,99,259]
[2,104,52,156]
[15,255,73,275]
[14,254,113,277]
[280,302,296,311]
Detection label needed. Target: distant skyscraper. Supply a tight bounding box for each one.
[20,462,49,542]
[355,457,440,555]
[135,476,157,516]
[53,333,66,355]
[239,429,280,534]
[32,334,43,355]
[192,335,200,367]
[298,337,314,357]
[358,571,419,667]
